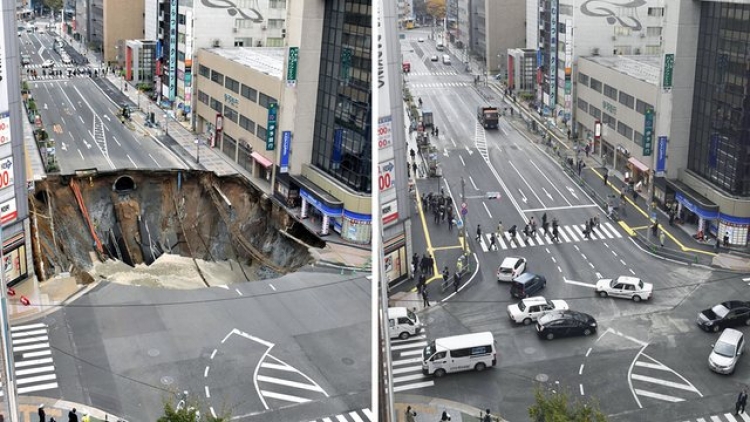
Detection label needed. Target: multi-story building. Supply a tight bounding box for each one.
[507,48,537,93]
[69,0,144,65]
[538,0,664,132]
[469,0,525,76]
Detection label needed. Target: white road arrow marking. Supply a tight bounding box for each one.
[566,186,579,199]
[103,114,110,121]
[43,103,48,110]
[518,189,528,204]
[542,187,553,201]
[443,148,449,157]
[60,142,67,152]
[465,146,473,155]
[563,277,596,288]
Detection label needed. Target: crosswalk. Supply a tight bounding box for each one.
[410,82,472,89]
[631,352,702,405]
[0,322,59,396]
[308,408,373,422]
[256,353,330,407]
[478,221,623,252]
[409,71,458,76]
[390,333,433,393]
[678,413,750,422]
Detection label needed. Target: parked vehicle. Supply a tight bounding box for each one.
[708,328,744,374]
[507,296,569,325]
[388,307,424,340]
[430,55,438,61]
[421,108,433,128]
[510,273,546,299]
[536,311,597,340]
[422,332,497,377]
[436,42,444,51]
[697,301,750,332]
[477,106,499,129]
[595,276,653,302]
[496,257,526,282]
[41,59,54,68]
[442,54,451,65]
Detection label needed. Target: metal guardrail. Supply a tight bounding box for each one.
[631,229,700,264]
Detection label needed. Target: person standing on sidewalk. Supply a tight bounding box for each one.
[405,406,417,422]
[660,230,666,247]
[38,404,45,422]
[603,170,609,186]
[736,388,748,415]
[422,287,430,307]
[453,271,461,293]
[410,148,416,162]
[68,408,78,422]
[427,254,434,275]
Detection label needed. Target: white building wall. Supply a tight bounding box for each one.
[526,0,538,50]
[144,0,158,40]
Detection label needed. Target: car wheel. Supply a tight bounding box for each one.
[399,331,410,340]
[583,328,592,336]
[632,295,641,303]
[598,291,608,298]
[475,362,486,372]
[434,368,446,378]
[546,332,554,340]
[523,318,532,326]
[712,325,720,333]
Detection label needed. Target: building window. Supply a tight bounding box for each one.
[198,90,209,105]
[267,19,284,29]
[269,0,286,9]
[614,26,632,36]
[577,72,589,86]
[619,92,635,109]
[225,76,240,93]
[589,105,601,120]
[604,84,618,100]
[210,70,224,85]
[636,99,654,115]
[648,7,664,17]
[577,98,589,113]
[210,97,222,112]
[265,38,285,47]
[634,131,643,146]
[178,13,186,24]
[644,45,661,55]
[257,125,266,140]
[235,19,254,29]
[177,51,185,62]
[602,113,616,129]
[646,27,662,37]
[224,105,238,123]
[239,114,255,134]
[199,65,210,78]
[590,78,603,93]
[617,121,633,140]
[241,84,257,102]
[259,93,278,109]
[559,4,573,15]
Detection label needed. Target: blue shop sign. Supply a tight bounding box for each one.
[343,209,371,222]
[300,189,342,217]
[675,192,718,220]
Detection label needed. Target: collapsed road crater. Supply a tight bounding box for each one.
[31,170,324,287]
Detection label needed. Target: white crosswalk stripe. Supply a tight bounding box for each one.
[409,71,458,76]
[255,354,329,406]
[630,353,701,405]
[309,408,373,422]
[479,223,622,251]
[389,334,433,393]
[0,322,59,396]
[410,82,472,88]
[678,413,750,422]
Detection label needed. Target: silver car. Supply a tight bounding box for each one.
[709,328,744,374]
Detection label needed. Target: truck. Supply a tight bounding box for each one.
[477,106,499,129]
[421,108,434,128]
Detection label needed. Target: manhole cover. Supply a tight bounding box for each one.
[161,376,174,385]
[342,357,354,366]
[535,373,549,383]
[148,348,160,357]
[523,347,536,355]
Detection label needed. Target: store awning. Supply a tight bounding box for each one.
[667,179,719,220]
[251,151,273,168]
[627,157,649,172]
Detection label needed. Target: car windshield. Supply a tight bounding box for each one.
[714,340,736,357]
[406,309,417,321]
[712,304,730,319]
[637,280,644,289]
[423,341,436,359]
[518,301,527,312]
[499,267,512,273]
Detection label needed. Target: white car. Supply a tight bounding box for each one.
[496,257,526,282]
[507,296,569,325]
[41,59,55,68]
[430,54,438,61]
[418,37,425,42]
[596,276,653,302]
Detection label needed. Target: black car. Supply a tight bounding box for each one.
[697,301,750,332]
[510,273,546,299]
[536,311,597,341]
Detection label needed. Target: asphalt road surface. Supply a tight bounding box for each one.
[43,270,371,421]
[395,28,750,422]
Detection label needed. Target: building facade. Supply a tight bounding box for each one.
[507,48,537,93]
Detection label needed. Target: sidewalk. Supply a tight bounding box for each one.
[395,395,508,422]
[484,79,749,271]
[7,395,123,422]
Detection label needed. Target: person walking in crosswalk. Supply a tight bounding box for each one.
[496,221,504,239]
[523,223,530,239]
[509,225,518,245]
[552,223,560,242]
[736,388,748,415]
[583,220,591,239]
[489,232,498,250]
[530,218,538,237]
[476,225,482,242]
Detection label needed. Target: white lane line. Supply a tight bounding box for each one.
[588,262,595,269]
[259,390,311,403]
[629,269,636,275]
[580,384,584,396]
[620,259,627,266]
[743,277,750,281]
[349,411,365,422]
[79,115,84,123]
[469,176,478,190]
[336,415,348,422]
[523,204,599,212]
[508,160,545,206]
[392,366,422,375]
[725,415,739,422]
[22,350,51,359]
[564,226,579,241]
[739,413,750,422]
[550,256,556,263]
[268,284,276,291]
[393,373,427,383]
[205,385,211,398]
[529,159,572,206]
[210,407,217,419]
[483,202,492,218]
[630,374,697,391]
[77,148,84,159]
[257,375,325,392]
[11,323,46,332]
[127,154,137,168]
[586,348,592,357]
[392,357,422,366]
[459,155,465,166]
[557,266,562,273]
[15,357,53,368]
[204,366,209,377]
[399,349,424,357]
[260,362,296,372]
[391,334,426,344]
[12,336,49,345]
[595,272,602,279]
[363,409,374,420]
[235,288,243,296]
[580,253,587,260]
[14,343,49,352]
[612,250,618,256]
[16,373,56,385]
[210,349,217,359]
[149,153,160,166]
[112,136,121,146]
[392,341,427,351]
[11,329,47,337]
[633,389,684,402]
[392,381,435,392]
[579,364,584,375]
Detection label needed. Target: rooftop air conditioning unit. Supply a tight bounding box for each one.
[212,39,220,47]
[591,47,599,55]
[640,33,646,38]
[281,28,286,38]
[256,40,263,46]
[611,35,616,40]
[232,27,238,33]
[261,24,267,30]
[634,48,641,54]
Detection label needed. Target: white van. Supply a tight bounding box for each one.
[442,54,451,65]
[388,307,423,340]
[436,42,444,51]
[422,332,497,377]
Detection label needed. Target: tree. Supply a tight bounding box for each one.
[528,384,608,422]
[157,395,230,422]
[425,0,446,20]
[42,0,64,13]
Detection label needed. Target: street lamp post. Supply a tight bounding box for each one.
[164,113,169,135]
[194,138,200,164]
